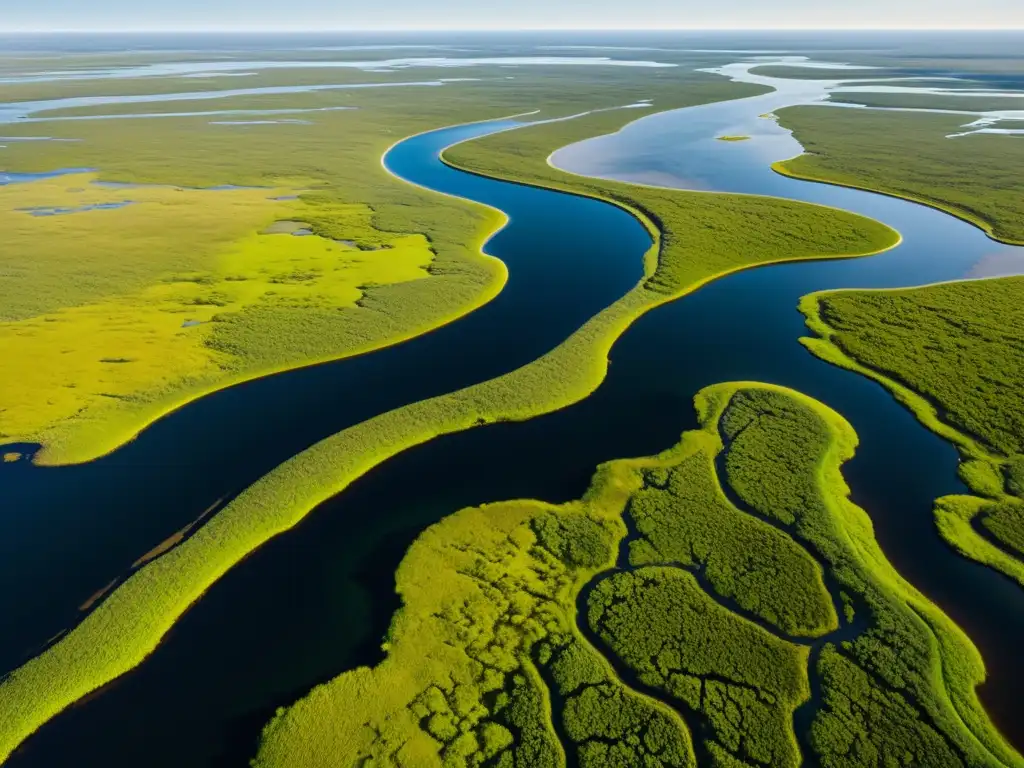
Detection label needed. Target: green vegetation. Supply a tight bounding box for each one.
[249,382,1018,767]
[715,386,1003,765]
[628,441,837,638]
[749,65,894,80]
[0,180,490,462]
[828,90,1024,114]
[800,278,1024,585]
[774,106,1024,244]
[253,457,697,768]
[716,134,750,142]
[0,91,899,762]
[0,88,513,464]
[0,66,769,464]
[588,566,809,767]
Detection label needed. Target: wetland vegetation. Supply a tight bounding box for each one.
[5,32,1024,768]
[827,90,1024,114]
[801,278,1024,585]
[252,382,1019,768]
[0,66,763,465]
[774,106,1024,244]
[0,103,898,763]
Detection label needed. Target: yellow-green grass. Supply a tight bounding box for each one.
[0,178,505,464]
[800,279,1024,586]
[0,72,765,464]
[256,437,698,768]
[716,134,751,141]
[0,87,517,464]
[252,382,1018,767]
[0,103,899,762]
[773,106,1024,245]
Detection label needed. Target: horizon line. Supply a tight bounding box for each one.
[2,27,1024,34]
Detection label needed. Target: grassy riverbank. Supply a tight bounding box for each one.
[800,278,1024,586]
[0,105,899,762]
[252,382,1019,767]
[773,106,1024,245]
[0,86,514,464]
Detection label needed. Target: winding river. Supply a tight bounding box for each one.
[4,65,1024,766]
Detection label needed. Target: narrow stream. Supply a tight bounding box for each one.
[5,63,1023,767]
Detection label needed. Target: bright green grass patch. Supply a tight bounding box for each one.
[774,106,1024,244]
[251,382,1017,767]
[800,278,1024,585]
[0,181,473,459]
[0,71,765,464]
[716,134,751,141]
[0,100,899,763]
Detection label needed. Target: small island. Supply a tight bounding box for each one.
[716,134,751,142]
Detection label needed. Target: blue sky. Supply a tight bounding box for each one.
[4,0,1022,31]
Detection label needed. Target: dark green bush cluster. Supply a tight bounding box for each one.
[630,447,836,638]
[543,637,695,768]
[718,388,1004,767]
[817,278,1024,457]
[812,647,964,768]
[981,502,1024,558]
[806,278,1024,573]
[588,567,808,767]
[532,512,614,569]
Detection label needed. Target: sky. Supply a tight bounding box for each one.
[4,0,1023,32]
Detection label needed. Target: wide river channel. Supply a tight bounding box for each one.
[4,64,1024,766]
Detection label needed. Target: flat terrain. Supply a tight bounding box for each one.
[3,33,1023,768]
[828,90,1024,113]
[775,106,1024,244]
[0,65,754,463]
[0,102,898,764]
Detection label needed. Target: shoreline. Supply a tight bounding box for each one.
[772,160,1024,248]
[799,289,1024,590]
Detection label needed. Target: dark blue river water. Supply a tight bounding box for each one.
[4,84,1023,766]
[0,120,649,676]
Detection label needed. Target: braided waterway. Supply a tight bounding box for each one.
[5,62,1023,767]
